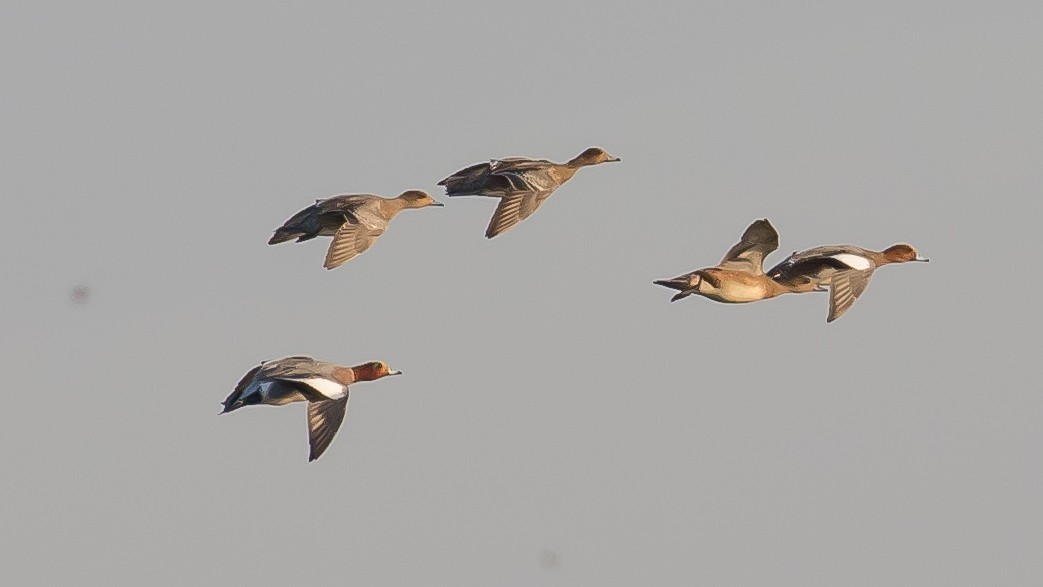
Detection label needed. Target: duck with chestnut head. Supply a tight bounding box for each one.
[268,190,443,269]
[222,356,403,461]
[767,243,929,322]
[438,146,620,239]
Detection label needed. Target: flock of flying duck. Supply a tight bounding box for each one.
[222,146,928,461]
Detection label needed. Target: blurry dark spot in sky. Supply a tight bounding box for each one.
[540,549,560,570]
[70,285,91,305]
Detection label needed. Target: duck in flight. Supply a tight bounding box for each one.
[654,219,819,304]
[767,243,928,322]
[222,356,402,461]
[268,190,443,269]
[438,147,620,239]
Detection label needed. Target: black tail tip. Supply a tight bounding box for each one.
[653,279,683,290]
[268,230,301,245]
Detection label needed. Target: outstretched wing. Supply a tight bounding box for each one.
[827,269,874,322]
[324,222,384,269]
[307,396,349,462]
[484,191,555,238]
[719,219,780,274]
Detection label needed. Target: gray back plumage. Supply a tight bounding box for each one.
[255,356,338,380]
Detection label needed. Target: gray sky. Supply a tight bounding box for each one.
[2,2,1041,585]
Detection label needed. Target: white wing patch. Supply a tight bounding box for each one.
[284,377,347,400]
[831,253,872,271]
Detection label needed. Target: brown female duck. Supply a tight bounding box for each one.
[438,147,620,238]
[269,190,443,269]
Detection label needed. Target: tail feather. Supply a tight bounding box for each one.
[441,187,489,197]
[653,278,688,291]
[670,290,696,302]
[221,392,261,414]
[268,230,301,245]
[223,363,264,413]
[220,398,241,414]
[655,273,702,302]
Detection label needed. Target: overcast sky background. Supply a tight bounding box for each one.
[1,2,1041,585]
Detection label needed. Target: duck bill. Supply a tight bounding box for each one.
[388,369,403,376]
[915,255,929,262]
[429,201,445,207]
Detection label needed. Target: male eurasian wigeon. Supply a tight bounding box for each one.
[438,147,620,238]
[268,190,443,269]
[654,219,818,304]
[222,356,402,461]
[767,243,928,322]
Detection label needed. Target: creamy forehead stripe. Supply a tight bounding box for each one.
[831,253,872,271]
[284,377,347,400]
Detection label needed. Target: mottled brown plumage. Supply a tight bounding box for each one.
[269,190,442,269]
[438,147,620,238]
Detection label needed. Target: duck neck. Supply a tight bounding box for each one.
[874,248,904,266]
[553,163,582,184]
[771,276,819,296]
[382,197,409,216]
[330,367,357,385]
[565,154,593,169]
